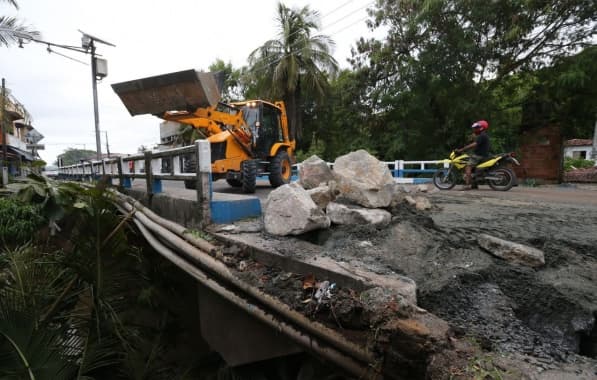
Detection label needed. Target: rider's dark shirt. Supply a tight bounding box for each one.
[474,132,490,157]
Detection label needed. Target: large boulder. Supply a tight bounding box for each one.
[263,183,331,236]
[477,234,545,267]
[299,155,335,189]
[333,150,396,208]
[306,185,334,210]
[326,202,392,226]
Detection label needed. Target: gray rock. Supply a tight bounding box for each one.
[263,183,331,236]
[415,196,432,210]
[306,185,334,209]
[326,202,392,226]
[404,195,417,206]
[360,279,418,310]
[417,184,429,193]
[333,150,396,208]
[478,234,545,267]
[299,155,334,189]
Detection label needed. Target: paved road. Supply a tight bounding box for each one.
[131,179,597,208]
[434,183,597,208]
[131,178,273,203]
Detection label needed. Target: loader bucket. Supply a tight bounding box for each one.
[111,69,221,116]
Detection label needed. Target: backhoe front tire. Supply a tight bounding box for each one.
[269,150,292,188]
[241,160,257,194]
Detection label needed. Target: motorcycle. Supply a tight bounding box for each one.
[433,151,520,191]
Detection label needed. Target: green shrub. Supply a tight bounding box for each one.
[564,157,595,171]
[0,198,46,244]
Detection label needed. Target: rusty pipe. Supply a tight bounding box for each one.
[131,216,380,379]
[112,190,218,255]
[115,196,376,367]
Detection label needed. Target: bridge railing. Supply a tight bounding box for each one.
[58,144,449,192]
[386,160,449,184]
[294,159,448,184]
[57,140,212,223]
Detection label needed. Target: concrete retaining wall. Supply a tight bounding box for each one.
[124,189,204,228]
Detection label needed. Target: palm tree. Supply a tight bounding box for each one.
[0,0,40,47]
[248,2,338,141]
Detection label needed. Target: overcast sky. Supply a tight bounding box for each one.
[1,0,378,165]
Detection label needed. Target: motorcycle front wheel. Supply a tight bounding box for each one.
[433,168,457,190]
[487,168,515,191]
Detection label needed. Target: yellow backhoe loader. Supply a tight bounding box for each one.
[111,69,295,193]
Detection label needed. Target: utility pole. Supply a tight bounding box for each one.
[104,130,110,157]
[90,40,101,160]
[0,78,8,167]
[1,78,7,186]
[80,31,115,161]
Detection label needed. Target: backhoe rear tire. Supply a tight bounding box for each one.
[269,150,292,188]
[226,178,243,187]
[241,160,257,194]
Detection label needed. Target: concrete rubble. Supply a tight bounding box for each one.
[298,154,335,189]
[263,149,433,237]
[477,233,546,267]
[333,149,396,208]
[326,202,392,226]
[263,183,330,236]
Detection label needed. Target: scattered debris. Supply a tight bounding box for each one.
[477,233,545,267]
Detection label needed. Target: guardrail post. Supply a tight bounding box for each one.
[117,157,125,188]
[144,151,162,195]
[195,140,211,226]
[397,160,405,178]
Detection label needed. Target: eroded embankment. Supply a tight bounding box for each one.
[212,188,597,378]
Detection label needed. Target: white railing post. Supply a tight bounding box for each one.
[196,140,211,226]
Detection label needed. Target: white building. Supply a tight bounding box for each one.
[564,139,594,161]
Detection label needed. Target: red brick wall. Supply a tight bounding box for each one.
[514,125,562,183]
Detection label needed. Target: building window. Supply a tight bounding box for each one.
[572,151,587,159]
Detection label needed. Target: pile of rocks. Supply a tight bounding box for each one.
[263,150,433,236]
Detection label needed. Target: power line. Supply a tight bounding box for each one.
[249,1,374,70]
[249,3,374,76]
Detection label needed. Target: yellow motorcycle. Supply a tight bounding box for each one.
[433,151,520,191]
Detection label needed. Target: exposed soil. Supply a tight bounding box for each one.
[213,186,597,378]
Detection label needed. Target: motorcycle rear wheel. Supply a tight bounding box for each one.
[433,168,457,190]
[487,168,515,191]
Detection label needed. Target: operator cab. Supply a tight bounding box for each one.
[235,101,284,158]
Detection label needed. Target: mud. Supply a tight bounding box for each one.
[214,187,597,377]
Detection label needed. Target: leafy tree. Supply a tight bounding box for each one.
[56,148,97,166]
[208,58,244,102]
[248,2,338,142]
[0,0,40,47]
[302,69,376,160]
[347,0,597,159]
[522,46,597,138]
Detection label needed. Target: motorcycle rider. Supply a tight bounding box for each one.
[456,120,490,190]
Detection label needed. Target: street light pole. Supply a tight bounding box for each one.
[90,40,102,161]
[80,31,115,162]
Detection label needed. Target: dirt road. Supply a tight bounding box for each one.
[418,185,597,376]
[278,184,597,377]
